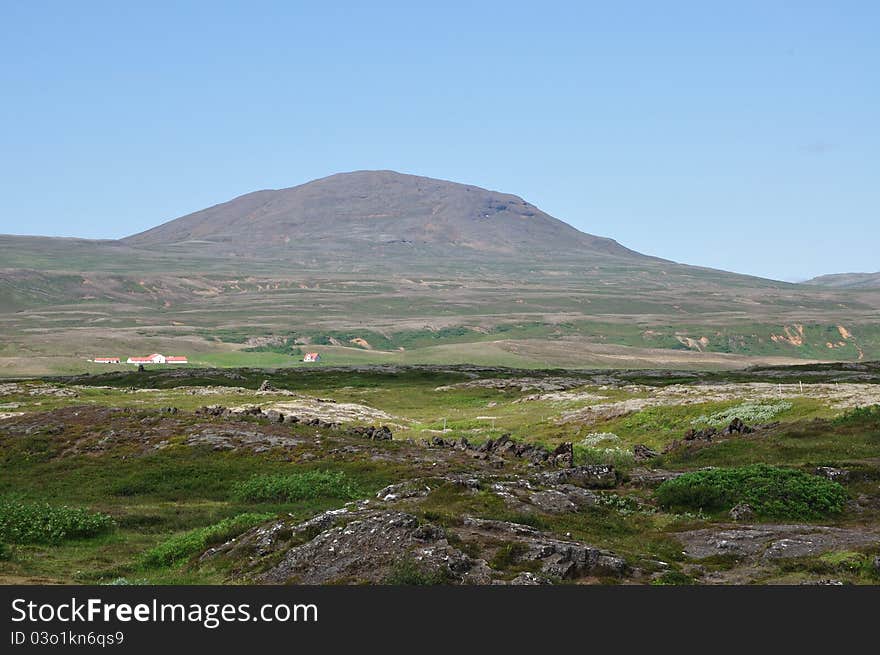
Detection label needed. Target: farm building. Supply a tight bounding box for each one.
[127,354,166,364]
[126,354,188,365]
[303,352,321,362]
[92,357,120,364]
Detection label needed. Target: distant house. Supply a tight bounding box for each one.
[303,352,320,362]
[127,353,167,364]
[93,357,120,364]
[126,353,188,365]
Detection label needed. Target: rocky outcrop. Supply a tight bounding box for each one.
[428,433,575,468]
[185,427,303,451]
[194,404,341,429]
[675,524,880,560]
[489,480,598,513]
[348,425,393,440]
[461,517,628,578]
[376,480,432,502]
[728,503,755,522]
[533,465,619,489]
[202,499,630,585]
[663,418,756,453]
[627,468,683,487]
[632,444,658,462]
[243,510,492,584]
[815,466,850,483]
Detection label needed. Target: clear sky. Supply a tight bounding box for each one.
[1,1,877,281]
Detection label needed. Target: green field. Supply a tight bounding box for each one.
[2,363,879,585]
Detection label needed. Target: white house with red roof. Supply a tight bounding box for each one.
[125,353,189,365]
[127,353,166,364]
[92,356,121,364]
[303,352,320,362]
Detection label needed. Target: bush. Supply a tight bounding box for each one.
[141,513,271,568]
[692,401,793,427]
[579,433,620,447]
[231,470,362,503]
[0,499,114,544]
[655,464,847,520]
[576,446,635,468]
[0,543,9,560]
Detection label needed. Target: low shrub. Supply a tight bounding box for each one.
[0,499,114,544]
[692,401,793,427]
[231,470,362,503]
[576,446,635,468]
[141,513,271,568]
[655,464,847,520]
[0,543,9,560]
[579,432,620,447]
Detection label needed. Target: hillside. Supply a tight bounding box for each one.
[2,171,880,375]
[122,170,648,261]
[806,272,880,289]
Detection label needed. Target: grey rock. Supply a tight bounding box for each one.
[815,466,850,483]
[632,444,658,461]
[729,503,755,521]
[534,465,618,489]
[676,524,880,560]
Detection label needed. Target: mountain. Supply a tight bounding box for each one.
[4,170,880,377]
[806,272,880,289]
[123,170,647,261]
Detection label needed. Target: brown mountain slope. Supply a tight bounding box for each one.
[806,272,880,289]
[122,170,648,260]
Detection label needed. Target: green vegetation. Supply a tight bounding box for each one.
[141,513,272,568]
[0,498,114,544]
[656,465,848,519]
[231,471,363,503]
[833,405,880,426]
[692,401,794,427]
[383,557,451,585]
[651,570,695,586]
[243,339,303,358]
[577,446,636,468]
[1,363,878,585]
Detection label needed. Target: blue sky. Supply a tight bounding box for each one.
[1,1,877,281]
